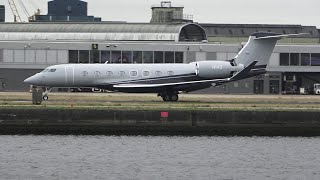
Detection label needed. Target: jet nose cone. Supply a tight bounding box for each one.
[23,77,33,84]
[24,75,37,85]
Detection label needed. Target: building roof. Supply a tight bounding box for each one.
[200,23,319,38]
[0,22,207,42]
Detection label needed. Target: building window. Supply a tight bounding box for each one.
[282,30,286,34]
[69,50,78,63]
[91,50,100,63]
[165,52,174,63]
[0,49,3,62]
[301,53,310,66]
[290,53,299,66]
[101,51,110,64]
[241,29,245,35]
[175,52,184,63]
[133,51,142,63]
[122,51,133,63]
[143,51,153,63]
[279,53,289,66]
[111,51,121,63]
[311,54,320,66]
[106,71,113,76]
[229,29,233,35]
[234,82,239,88]
[67,5,72,12]
[130,71,138,77]
[154,51,164,63]
[79,50,89,63]
[214,29,218,35]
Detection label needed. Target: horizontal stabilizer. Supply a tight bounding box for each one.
[231,60,258,80]
[254,33,309,40]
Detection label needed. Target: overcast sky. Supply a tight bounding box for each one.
[1,0,319,28]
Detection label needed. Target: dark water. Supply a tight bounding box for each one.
[0,136,320,180]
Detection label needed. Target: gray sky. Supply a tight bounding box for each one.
[1,0,319,28]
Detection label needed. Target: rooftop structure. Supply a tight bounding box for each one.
[32,0,101,22]
[0,22,207,42]
[150,1,193,23]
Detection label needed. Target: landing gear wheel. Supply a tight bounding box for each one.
[43,95,49,101]
[170,94,179,102]
[162,94,171,102]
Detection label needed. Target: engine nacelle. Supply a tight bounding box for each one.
[196,61,243,79]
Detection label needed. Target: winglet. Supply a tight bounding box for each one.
[231,60,258,80]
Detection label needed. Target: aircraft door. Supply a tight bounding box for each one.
[65,66,74,86]
[195,63,199,75]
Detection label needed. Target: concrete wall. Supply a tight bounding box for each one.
[1,109,320,136]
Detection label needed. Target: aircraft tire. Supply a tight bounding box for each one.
[43,95,49,101]
[170,94,179,102]
[162,94,171,102]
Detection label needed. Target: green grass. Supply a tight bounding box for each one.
[1,92,320,112]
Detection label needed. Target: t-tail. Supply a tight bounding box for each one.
[232,32,307,79]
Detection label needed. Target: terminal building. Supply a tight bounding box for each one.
[0,1,319,95]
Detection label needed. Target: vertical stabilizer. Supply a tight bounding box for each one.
[234,32,280,67]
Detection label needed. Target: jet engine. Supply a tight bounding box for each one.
[195,61,244,79]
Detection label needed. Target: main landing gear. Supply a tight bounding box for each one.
[158,92,179,102]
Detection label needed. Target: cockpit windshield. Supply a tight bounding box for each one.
[41,69,56,73]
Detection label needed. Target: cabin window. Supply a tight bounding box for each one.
[155,71,162,76]
[119,71,126,76]
[106,71,113,76]
[130,71,138,77]
[94,71,101,77]
[49,69,56,72]
[82,71,88,76]
[167,71,174,76]
[143,71,150,77]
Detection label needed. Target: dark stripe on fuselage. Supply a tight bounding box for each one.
[109,73,199,85]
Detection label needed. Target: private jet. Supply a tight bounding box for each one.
[24,32,303,101]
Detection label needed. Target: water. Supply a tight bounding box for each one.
[0,136,320,180]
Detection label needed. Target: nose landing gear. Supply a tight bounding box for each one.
[42,87,52,101]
